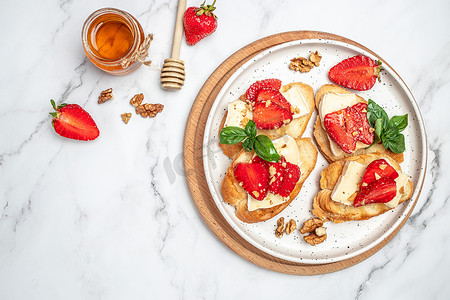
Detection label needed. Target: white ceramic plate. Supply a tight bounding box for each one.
[203,39,426,264]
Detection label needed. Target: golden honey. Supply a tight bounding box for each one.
[82,8,145,75]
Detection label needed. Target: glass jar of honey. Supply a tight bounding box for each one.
[82,8,150,75]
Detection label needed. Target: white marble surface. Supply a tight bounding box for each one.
[0,0,449,299]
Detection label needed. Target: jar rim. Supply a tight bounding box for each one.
[81,7,143,67]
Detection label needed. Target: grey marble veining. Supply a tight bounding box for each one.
[0,0,449,299]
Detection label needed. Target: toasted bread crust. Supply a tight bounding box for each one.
[219,82,315,159]
[313,84,404,164]
[222,137,318,223]
[312,153,414,223]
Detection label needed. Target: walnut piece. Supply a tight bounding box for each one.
[121,113,132,124]
[285,219,296,235]
[130,93,144,107]
[300,218,324,234]
[309,51,322,66]
[289,57,313,73]
[98,88,113,104]
[304,232,327,246]
[136,103,164,118]
[289,51,322,73]
[275,217,284,238]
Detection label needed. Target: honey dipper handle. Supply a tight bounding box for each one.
[171,0,187,59]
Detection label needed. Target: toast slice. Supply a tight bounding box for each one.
[312,153,413,223]
[222,137,318,223]
[219,82,315,159]
[313,84,404,164]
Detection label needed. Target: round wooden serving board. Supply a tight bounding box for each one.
[183,31,424,275]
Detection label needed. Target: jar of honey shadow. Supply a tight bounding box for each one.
[82,8,145,75]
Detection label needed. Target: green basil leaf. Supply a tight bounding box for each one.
[244,120,257,138]
[253,135,280,162]
[374,118,383,144]
[243,137,254,152]
[219,126,247,144]
[382,133,405,153]
[390,114,408,132]
[367,99,389,129]
[382,123,400,140]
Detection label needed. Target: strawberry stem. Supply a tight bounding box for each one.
[196,0,217,18]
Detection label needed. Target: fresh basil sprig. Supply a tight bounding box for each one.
[366,99,408,153]
[219,120,280,162]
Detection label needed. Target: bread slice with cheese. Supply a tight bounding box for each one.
[219,82,315,159]
[313,84,404,164]
[222,137,318,223]
[312,153,413,223]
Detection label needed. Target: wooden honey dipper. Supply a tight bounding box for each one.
[160,0,187,90]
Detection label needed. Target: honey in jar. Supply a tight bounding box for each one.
[82,8,146,75]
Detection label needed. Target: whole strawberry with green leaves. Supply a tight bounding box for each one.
[183,0,218,45]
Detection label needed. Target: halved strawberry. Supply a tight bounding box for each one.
[278,162,301,197]
[354,176,397,207]
[245,78,282,102]
[267,157,286,195]
[329,55,382,91]
[256,88,291,111]
[352,102,374,145]
[324,106,362,153]
[234,161,269,200]
[253,99,293,130]
[49,100,99,141]
[361,159,399,189]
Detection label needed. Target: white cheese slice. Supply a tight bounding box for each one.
[224,99,253,128]
[319,93,369,156]
[385,173,409,208]
[281,85,310,119]
[247,135,300,211]
[319,92,359,123]
[331,160,366,205]
[271,135,300,165]
[248,193,288,211]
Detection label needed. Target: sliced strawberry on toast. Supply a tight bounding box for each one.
[245,78,282,102]
[267,157,286,195]
[324,106,362,153]
[329,55,382,91]
[361,159,399,188]
[256,88,292,111]
[234,161,269,200]
[253,99,293,130]
[354,176,397,207]
[352,102,374,145]
[278,162,301,197]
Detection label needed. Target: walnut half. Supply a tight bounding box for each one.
[300,218,323,234]
[275,217,284,238]
[285,219,296,235]
[304,232,327,246]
